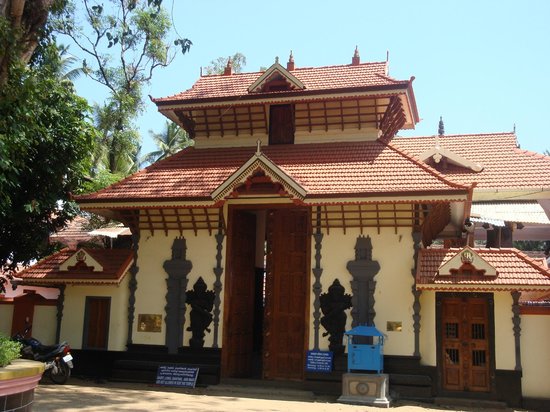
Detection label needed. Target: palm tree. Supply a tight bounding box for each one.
[141,121,192,166]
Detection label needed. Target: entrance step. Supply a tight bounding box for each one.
[435,397,508,410]
[215,379,335,402]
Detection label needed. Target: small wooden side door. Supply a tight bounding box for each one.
[223,210,257,377]
[83,297,111,350]
[441,296,490,392]
[263,208,309,380]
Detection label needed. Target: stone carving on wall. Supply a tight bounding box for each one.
[163,237,192,354]
[347,235,380,327]
[186,277,215,348]
[320,279,352,354]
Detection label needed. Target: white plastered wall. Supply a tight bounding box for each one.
[0,304,14,336]
[32,305,57,344]
[133,230,219,348]
[60,275,130,351]
[520,314,550,398]
[309,227,415,356]
[418,290,437,366]
[493,292,515,370]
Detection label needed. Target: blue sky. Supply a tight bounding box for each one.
[73,0,550,156]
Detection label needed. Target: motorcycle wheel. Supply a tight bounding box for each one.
[49,359,71,384]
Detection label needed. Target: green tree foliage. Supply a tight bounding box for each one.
[204,52,246,75]
[513,240,550,252]
[141,121,192,165]
[0,334,21,367]
[0,36,96,271]
[56,0,192,175]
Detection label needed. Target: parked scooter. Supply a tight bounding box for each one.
[12,325,74,384]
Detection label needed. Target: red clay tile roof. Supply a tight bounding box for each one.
[153,62,409,104]
[77,141,468,204]
[393,133,550,191]
[17,248,133,285]
[416,247,550,290]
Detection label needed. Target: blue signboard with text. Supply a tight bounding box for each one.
[305,350,333,373]
[156,365,199,388]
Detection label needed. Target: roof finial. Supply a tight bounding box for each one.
[275,56,279,65]
[352,45,360,66]
[513,123,516,134]
[223,56,233,76]
[287,50,295,71]
[438,116,445,136]
[255,139,262,156]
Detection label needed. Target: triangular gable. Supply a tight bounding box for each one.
[419,139,483,172]
[248,60,305,93]
[438,246,497,277]
[211,143,307,202]
[59,249,104,272]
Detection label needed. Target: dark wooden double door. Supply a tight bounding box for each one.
[223,208,309,380]
[440,296,492,392]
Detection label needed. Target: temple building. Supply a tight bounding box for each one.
[2,50,550,409]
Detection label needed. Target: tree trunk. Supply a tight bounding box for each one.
[0,0,54,86]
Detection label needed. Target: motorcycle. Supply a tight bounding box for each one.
[13,325,74,384]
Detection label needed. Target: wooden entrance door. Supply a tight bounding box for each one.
[441,296,491,392]
[263,209,309,380]
[83,297,111,350]
[223,210,257,377]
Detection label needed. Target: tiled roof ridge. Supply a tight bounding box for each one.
[145,146,196,170]
[395,131,517,140]
[374,72,401,84]
[197,60,388,77]
[424,246,550,276]
[384,141,469,190]
[514,147,550,161]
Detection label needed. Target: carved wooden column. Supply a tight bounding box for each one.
[347,235,380,327]
[212,226,224,348]
[511,290,522,371]
[127,230,140,346]
[163,237,193,354]
[411,231,422,357]
[55,284,65,343]
[312,208,324,350]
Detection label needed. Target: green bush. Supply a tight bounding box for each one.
[0,334,21,367]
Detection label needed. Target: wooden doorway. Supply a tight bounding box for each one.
[438,294,494,393]
[222,207,310,380]
[83,297,111,350]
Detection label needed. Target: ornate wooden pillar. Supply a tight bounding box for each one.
[55,284,65,343]
[312,208,324,350]
[411,230,422,357]
[212,226,224,348]
[163,237,193,354]
[511,290,522,371]
[347,235,380,327]
[126,230,140,346]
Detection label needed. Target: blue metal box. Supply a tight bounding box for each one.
[345,325,384,374]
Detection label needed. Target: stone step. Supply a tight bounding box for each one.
[435,397,508,410]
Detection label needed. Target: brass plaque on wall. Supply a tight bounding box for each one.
[386,321,402,332]
[138,314,162,332]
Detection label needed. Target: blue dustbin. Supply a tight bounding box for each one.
[345,325,384,374]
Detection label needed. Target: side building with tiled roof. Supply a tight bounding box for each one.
[4,50,550,408]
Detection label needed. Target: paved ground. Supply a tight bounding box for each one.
[33,378,527,412]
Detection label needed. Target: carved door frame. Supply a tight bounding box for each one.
[436,292,496,395]
[222,204,311,380]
